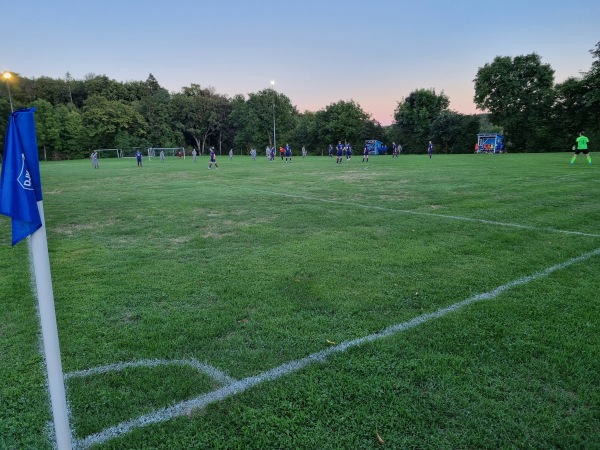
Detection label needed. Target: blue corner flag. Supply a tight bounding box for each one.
[0,108,43,246]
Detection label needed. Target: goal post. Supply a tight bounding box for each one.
[93,149,121,158]
[93,147,187,160]
[120,147,147,158]
[147,147,185,160]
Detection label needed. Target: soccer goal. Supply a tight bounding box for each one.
[147,147,185,160]
[120,147,148,158]
[93,149,122,158]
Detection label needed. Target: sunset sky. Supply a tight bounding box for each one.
[3,0,599,125]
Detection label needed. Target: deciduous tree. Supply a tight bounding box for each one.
[138,74,177,147]
[230,89,297,151]
[474,54,555,152]
[82,95,147,150]
[392,89,449,152]
[171,85,222,153]
[314,100,371,149]
[31,99,60,160]
[431,111,480,154]
[55,105,84,158]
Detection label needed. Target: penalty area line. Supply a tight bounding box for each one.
[73,246,600,449]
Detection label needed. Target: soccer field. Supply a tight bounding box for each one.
[1,153,599,449]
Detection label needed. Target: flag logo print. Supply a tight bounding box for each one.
[18,154,34,191]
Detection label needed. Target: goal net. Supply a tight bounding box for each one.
[147,147,185,160]
[120,148,146,158]
[93,149,121,158]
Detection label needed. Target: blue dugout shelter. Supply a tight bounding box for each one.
[476,133,504,153]
[365,140,385,155]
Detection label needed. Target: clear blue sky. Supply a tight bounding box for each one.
[3,0,599,125]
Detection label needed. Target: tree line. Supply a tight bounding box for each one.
[473,42,600,153]
[0,41,598,160]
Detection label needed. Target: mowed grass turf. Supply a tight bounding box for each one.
[1,152,599,449]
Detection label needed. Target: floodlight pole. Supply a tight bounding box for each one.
[271,81,276,151]
[3,71,14,112]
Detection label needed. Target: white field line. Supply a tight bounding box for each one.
[251,189,600,238]
[552,171,592,179]
[65,359,236,385]
[73,246,600,449]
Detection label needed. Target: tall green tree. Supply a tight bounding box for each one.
[32,77,70,105]
[291,111,318,154]
[474,53,555,152]
[550,42,600,150]
[55,105,85,158]
[171,85,222,153]
[82,95,147,150]
[31,99,60,160]
[583,41,600,135]
[314,100,372,149]
[138,74,178,147]
[0,98,10,156]
[392,89,450,152]
[28,100,84,159]
[361,119,386,146]
[431,111,480,154]
[230,89,296,151]
[554,77,589,147]
[68,77,88,109]
[213,96,234,154]
[84,74,128,102]
[229,94,251,150]
[270,89,297,148]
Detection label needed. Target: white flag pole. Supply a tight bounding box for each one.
[30,200,72,450]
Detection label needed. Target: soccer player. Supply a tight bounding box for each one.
[208,147,219,169]
[363,144,369,162]
[192,148,198,163]
[336,141,344,164]
[302,146,307,158]
[285,143,292,162]
[427,141,433,159]
[392,142,398,158]
[160,150,165,162]
[135,148,143,167]
[328,144,333,158]
[91,150,99,169]
[570,131,591,165]
[346,143,352,161]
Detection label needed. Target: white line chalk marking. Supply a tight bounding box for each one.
[73,247,600,449]
[552,171,591,179]
[252,190,600,238]
[65,359,236,385]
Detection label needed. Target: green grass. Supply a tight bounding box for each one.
[1,152,599,449]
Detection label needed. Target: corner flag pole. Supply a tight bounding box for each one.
[30,201,72,450]
[0,108,72,449]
